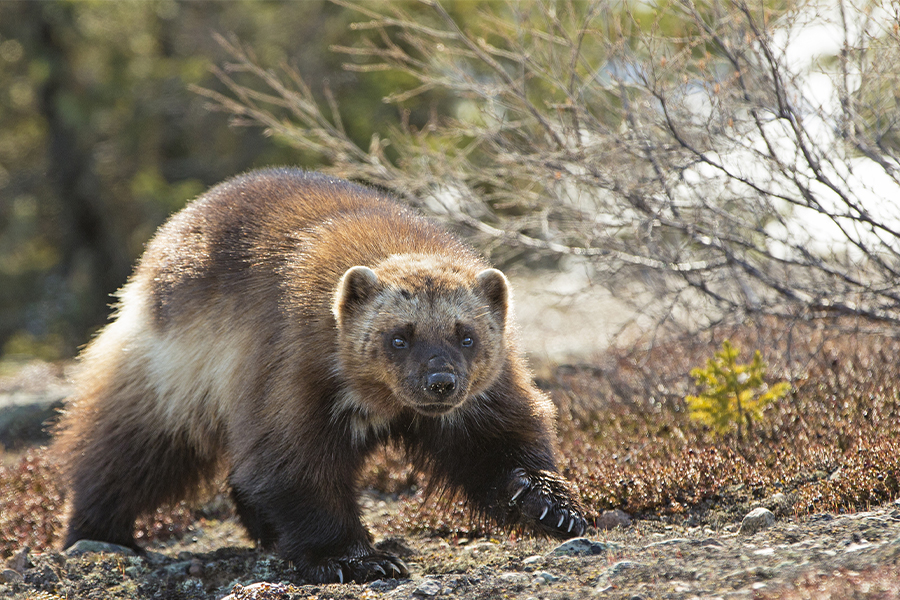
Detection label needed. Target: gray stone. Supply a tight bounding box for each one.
[0,569,23,583]
[219,582,288,600]
[414,579,442,596]
[595,509,632,530]
[607,560,643,576]
[6,546,29,572]
[546,537,617,557]
[0,399,64,449]
[161,560,192,577]
[643,538,690,549]
[533,570,559,583]
[64,539,137,557]
[739,507,776,535]
[499,571,530,585]
[143,551,168,565]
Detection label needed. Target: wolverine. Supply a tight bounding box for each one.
[55,168,587,583]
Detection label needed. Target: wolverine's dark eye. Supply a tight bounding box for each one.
[461,336,474,348]
[392,336,408,349]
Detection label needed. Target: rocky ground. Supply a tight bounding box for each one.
[2,492,899,600]
[3,358,900,599]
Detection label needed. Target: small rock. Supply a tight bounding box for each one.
[6,546,29,573]
[546,537,616,557]
[607,560,643,576]
[499,572,530,585]
[643,538,690,548]
[220,582,289,600]
[522,555,543,565]
[739,507,776,535]
[64,540,137,557]
[414,579,442,596]
[533,570,559,583]
[699,537,724,547]
[188,558,204,577]
[1,569,23,583]
[595,509,632,530]
[161,560,193,577]
[143,551,168,565]
[464,541,499,554]
[369,578,400,592]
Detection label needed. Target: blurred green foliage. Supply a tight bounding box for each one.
[0,0,402,359]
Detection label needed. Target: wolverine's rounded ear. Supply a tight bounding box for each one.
[476,268,509,327]
[333,266,379,325]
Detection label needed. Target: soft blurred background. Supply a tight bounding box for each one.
[0,0,410,366]
[3,0,900,366]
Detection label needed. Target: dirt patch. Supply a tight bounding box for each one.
[3,496,899,600]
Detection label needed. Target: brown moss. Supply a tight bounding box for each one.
[0,449,202,559]
[0,450,64,559]
[4,316,900,552]
[377,317,900,533]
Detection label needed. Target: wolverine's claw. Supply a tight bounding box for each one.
[337,567,344,584]
[508,468,587,539]
[373,564,386,575]
[509,485,527,505]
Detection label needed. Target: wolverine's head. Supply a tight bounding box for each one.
[332,254,510,417]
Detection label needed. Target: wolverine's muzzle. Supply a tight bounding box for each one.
[426,371,457,396]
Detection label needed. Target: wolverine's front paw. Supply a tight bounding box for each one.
[311,553,409,584]
[507,468,587,539]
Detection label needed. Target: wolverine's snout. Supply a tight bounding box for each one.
[426,371,457,396]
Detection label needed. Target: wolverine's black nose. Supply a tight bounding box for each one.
[426,372,457,396]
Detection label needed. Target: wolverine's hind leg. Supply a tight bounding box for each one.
[230,480,278,548]
[57,396,218,551]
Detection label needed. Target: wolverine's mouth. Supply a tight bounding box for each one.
[413,402,459,417]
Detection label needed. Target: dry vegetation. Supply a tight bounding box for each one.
[3,317,899,562]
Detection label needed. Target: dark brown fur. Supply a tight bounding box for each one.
[54,168,586,583]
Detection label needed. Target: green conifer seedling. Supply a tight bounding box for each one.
[685,340,789,441]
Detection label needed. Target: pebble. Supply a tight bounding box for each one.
[607,560,643,576]
[547,537,617,556]
[219,582,289,600]
[161,561,193,577]
[499,571,530,585]
[533,570,559,583]
[64,540,137,557]
[595,508,632,530]
[739,507,776,535]
[188,558,204,577]
[643,537,690,548]
[6,546,29,573]
[414,579,442,596]
[0,569,23,583]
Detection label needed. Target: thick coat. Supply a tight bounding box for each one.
[54,168,586,583]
